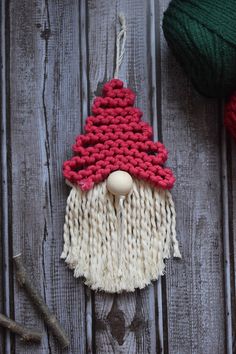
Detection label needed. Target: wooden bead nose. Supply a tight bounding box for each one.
[106,170,133,196]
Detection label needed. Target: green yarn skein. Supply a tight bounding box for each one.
[162,0,236,98]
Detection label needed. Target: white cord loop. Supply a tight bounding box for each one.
[114,13,127,78]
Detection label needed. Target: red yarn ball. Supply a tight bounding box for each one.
[224,92,236,141]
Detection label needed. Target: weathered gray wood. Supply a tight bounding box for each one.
[230,140,236,353]
[87,0,161,353]
[0,222,3,352]
[1,0,11,352]
[5,0,235,353]
[0,239,3,350]
[10,1,88,353]
[159,1,226,353]
[221,127,233,354]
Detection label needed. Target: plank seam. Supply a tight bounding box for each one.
[79,1,94,352]
[221,100,233,354]
[1,0,12,352]
[149,0,165,352]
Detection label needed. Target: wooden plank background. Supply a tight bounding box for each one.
[0,0,235,353]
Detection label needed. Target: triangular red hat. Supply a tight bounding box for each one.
[63,79,175,191]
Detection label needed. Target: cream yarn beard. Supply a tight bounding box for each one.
[61,179,181,293]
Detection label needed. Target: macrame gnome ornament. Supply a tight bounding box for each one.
[61,15,181,293]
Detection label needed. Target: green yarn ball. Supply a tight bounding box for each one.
[162,0,236,98]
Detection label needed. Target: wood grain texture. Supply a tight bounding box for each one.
[0,0,4,345]
[1,0,11,351]
[9,1,88,353]
[159,1,226,353]
[221,127,233,354]
[0,227,3,349]
[3,0,235,353]
[229,140,236,353]
[87,1,161,353]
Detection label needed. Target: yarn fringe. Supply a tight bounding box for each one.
[61,179,181,293]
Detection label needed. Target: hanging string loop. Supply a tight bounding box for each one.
[114,13,127,78]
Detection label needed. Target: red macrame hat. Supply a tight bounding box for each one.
[63,79,175,191]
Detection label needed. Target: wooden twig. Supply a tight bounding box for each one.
[0,313,42,342]
[13,254,70,348]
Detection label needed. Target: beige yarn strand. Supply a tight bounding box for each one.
[114,13,127,78]
[116,196,125,276]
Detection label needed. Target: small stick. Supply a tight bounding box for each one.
[13,254,70,348]
[0,313,42,342]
